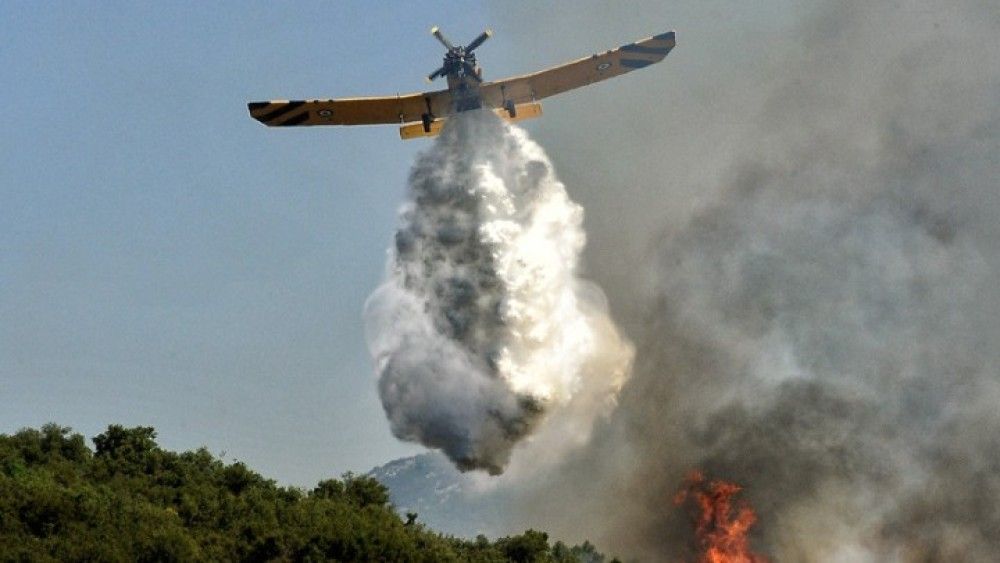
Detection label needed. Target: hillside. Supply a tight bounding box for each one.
[368,453,509,539]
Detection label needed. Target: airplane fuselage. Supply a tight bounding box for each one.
[440,49,483,112]
[446,72,483,112]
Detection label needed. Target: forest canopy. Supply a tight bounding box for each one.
[0,424,616,562]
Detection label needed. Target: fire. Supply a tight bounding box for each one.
[674,471,768,563]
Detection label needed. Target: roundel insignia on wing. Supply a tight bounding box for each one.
[317,109,334,118]
[596,62,612,71]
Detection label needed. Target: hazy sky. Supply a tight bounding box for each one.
[1,1,794,486]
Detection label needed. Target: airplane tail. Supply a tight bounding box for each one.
[399,102,543,140]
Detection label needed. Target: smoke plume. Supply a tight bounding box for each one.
[488,1,1000,560]
[365,111,632,474]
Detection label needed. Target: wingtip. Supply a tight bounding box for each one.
[654,30,676,43]
[247,101,269,114]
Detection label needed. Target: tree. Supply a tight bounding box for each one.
[342,472,390,508]
[0,423,619,562]
[93,425,157,461]
[311,478,345,500]
[499,530,551,562]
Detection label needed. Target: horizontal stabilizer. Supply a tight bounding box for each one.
[500,101,543,123]
[399,103,543,140]
[400,119,447,140]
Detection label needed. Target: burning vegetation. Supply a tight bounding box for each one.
[674,471,768,563]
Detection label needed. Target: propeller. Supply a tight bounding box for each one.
[427,66,447,82]
[426,26,492,82]
[430,26,454,50]
[465,29,493,53]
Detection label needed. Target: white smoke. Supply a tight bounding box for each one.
[493,2,1000,560]
[365,110,633,474]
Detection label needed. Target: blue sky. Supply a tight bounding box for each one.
[1,1,799,485]
[0,1,492,483]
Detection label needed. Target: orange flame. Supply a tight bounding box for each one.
[674,471,768,563]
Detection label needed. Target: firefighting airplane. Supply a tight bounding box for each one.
[247,27,676,140]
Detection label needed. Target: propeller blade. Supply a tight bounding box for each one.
[430,26,454,50]
[462,61,482,82]
[465,29,493,53]
[427,66,447,82]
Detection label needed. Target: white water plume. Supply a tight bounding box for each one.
[365,111,632,474]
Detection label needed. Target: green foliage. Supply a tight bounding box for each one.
[342,472,390,508]
[497,530,551,562]
[0,424,615,562]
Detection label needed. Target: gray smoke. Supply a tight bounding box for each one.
[487,1,1000,560]
[365,111,632,474]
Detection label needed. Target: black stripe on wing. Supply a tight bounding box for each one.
[275,111,311,126]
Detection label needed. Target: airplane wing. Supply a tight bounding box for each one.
[479,31,675,108]
[248,90,452,127]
